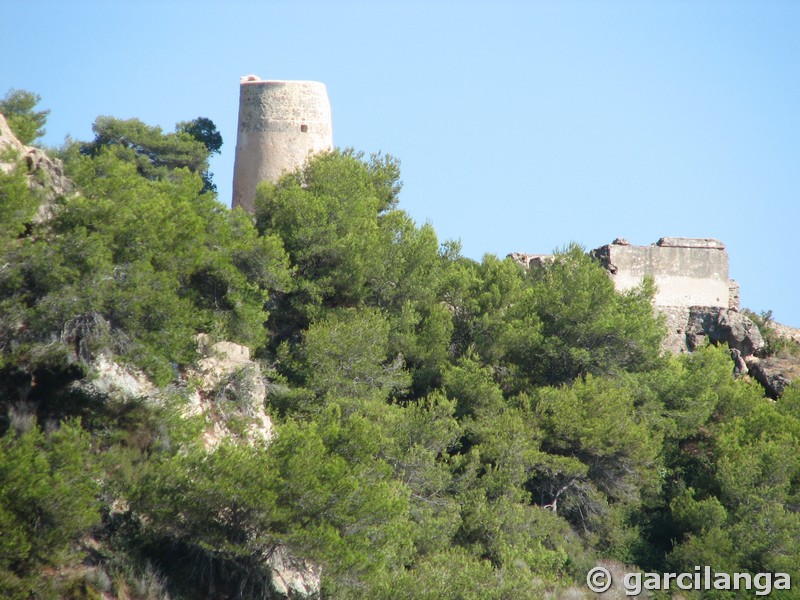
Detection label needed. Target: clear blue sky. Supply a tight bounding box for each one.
[4,1,799,326]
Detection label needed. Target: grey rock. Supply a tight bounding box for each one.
[730,348,747,378]
[81,354,155,400]
[186,335,272,449]
[746,356,800,399]
[772,322,800,346]
[661,306,764,358]
[715,309,764,356]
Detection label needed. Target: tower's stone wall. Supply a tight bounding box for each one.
[232,75,333,212]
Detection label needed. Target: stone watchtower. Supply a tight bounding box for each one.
[232,75,333,213]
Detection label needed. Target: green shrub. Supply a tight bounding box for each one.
[0,420,100,599]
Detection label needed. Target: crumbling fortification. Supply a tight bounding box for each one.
[510,238,764,358]
[232,75,333,213]
[588,237,762,356]
[585,238,800,396]
[590,237,733,309]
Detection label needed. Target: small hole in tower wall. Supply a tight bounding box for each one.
[300,124,308,133]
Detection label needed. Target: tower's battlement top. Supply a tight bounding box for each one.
[240,74,326,86]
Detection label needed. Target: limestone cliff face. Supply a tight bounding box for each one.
[0,112,72,221]
[71,337,276,449]
[773,322,800,346]
[747,356,800,399]
[78,353,156,400]
[746,322,800,399]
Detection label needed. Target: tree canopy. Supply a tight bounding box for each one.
[0,89,49,145]
[80,115,222,192]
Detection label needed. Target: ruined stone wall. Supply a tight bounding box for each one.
[588,238,766,356]
[591,238,730,309]
[232,75,333,213]
[510,239,786,388]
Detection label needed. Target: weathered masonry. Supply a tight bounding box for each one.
[511,238,762,356]
[588,238,761,356]
[589,237,735,310]
[232,75,333,213]
[587,238,800,396]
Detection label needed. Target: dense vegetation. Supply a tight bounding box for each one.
[2,93,800,599]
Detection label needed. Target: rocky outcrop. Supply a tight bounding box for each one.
[716,310,765,356]
[662,306,764,358]
[185,338,319,596]
[658,305,800,398]
[675,307,800,398]
[746,356,800,399]
[772,322,800,346]
[80,353,155,400]
[72,338,318,597]
[507,252,554,268]
[185,335,273,449]
[65,313,155,400]
[743,321,800,398]
[266,546,322,598]
[0,112,72,221]
[697,307,764,356]
[76,335,275,447]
